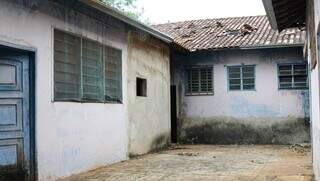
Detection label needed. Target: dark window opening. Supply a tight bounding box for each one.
[137,78,147,97]
[278,63,308,89]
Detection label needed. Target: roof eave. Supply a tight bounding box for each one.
[79,0,173,44]
[240,43,304,50]
[262,0,279,30]
[188,44,304,52]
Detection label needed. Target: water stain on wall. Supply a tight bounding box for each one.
[179,117,310,144]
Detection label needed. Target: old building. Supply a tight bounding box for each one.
[262,0,320,179]
[0,0,314,180]
[155,16,310,144]
[0,0,172,180]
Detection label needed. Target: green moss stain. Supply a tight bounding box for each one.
[179,117,310,144]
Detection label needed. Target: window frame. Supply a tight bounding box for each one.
[53,29,123,104]
[185,65,214,96]
[277,62,308,90]
[227,64,256,91]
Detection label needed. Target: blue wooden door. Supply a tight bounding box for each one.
[0,47,31,180]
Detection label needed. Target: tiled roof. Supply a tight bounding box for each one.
[153,15,305,52]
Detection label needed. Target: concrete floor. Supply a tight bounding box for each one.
[61,145,313,181]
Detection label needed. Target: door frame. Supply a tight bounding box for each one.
[0,42,37,181]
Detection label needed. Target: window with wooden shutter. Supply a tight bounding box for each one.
[278,63,308,89]
[54,29,122,103]
[82,39,104,102]
[105,46,122,102]
[54,30,81,101]
[186,66,213,95]
[227,65,255,91]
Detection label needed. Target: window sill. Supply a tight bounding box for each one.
[278,88,308,90]
[228,89,256,92]
[185,93,214,96]
[53,100,123,104]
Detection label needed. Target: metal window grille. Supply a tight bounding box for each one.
[186,66,213,95]
[228,65,255,91]
[278,63,308,89]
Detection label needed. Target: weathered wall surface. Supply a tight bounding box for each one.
[127,32,171,156]
[0,1,130,180]
[308,0,320,179]
[172,48,310,144]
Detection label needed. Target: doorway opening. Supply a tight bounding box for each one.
[170,85,177,143]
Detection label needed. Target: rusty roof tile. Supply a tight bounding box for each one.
[153,15,305,51]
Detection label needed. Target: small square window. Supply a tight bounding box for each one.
[137,78,147,97]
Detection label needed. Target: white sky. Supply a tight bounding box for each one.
[136,0,266,24]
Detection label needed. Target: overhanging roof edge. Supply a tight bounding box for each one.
[262,0,279,30]
[78,0,173,44]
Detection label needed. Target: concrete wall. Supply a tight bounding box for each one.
[0,1,170,180]
[127,32,171,156]
[172,47,310,144]
[307,0,320,179]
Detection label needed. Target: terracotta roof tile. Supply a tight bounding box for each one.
[153,15,305,52]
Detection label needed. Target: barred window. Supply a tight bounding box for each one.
[278,63,308,89]
[227,65,255,91]
[186,66,213,95]
[54,29,122,103]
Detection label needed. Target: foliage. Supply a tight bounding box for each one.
[98,0,143,21]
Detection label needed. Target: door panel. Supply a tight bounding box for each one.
[0,139,23,170]
[0,60,22,91]
[0,48,31,181]
[0,99,22,131]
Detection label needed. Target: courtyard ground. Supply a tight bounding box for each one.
[61,145,313,181]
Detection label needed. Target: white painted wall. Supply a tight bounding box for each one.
[310,52,320,180]
[174,48,308,119]
[172,48,309,144]
[127,33,171,155]
[309,0,320,179]
[0,1,129,180]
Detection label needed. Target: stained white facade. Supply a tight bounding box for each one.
[172,48,310,144]
[0,1,171,180]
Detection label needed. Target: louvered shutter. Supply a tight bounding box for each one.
[278,64,308,89]
[191,69,200,93]
[228,67,241,90]
[105,46,122,102]
[54,30,81,101]
[186,67,213,95]
[82,39,104,102]
[200,67,213,93]
[242,66,255,90]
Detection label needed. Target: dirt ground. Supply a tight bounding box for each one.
[61,145,313,181]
